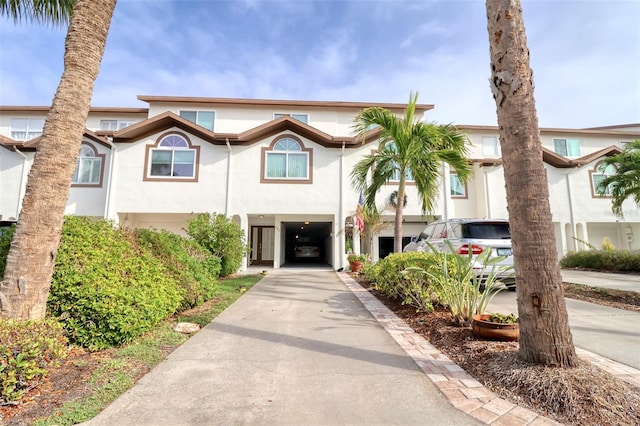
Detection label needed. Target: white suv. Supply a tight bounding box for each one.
[403,219,515,289]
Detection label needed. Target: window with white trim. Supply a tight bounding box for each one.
[264,137,309,180]
[179,110,215,131]
[450,172,466,197]
[554,138,581,157]
[72,144,103,185]
[148,134,197,179]
[11,118,44,140]
[591,161,615,196]
[274,113,308,124]
[100,119,137,130]
[482,136,500,156]
[390,167,414,182]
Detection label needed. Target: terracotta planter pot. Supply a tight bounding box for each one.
[471,314,519,341]
[349,261,363,272]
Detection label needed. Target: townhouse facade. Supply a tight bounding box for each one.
[1,96,638,271]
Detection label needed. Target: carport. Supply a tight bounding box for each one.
[282,221,332,266]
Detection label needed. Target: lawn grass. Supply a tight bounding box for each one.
[34,274,263,426]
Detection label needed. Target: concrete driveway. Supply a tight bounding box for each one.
[487,269,640,369]
[84,269,479,426]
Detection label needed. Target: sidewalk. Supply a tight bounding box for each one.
[561,269,640,293]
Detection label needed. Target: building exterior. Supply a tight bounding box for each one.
[1,97,638,271]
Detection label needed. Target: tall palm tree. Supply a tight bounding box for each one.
[351,92,471,253]
[486,0,577,366]
[597,139,640,217]
[0,0,117,320]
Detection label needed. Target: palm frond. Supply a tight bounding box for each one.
[0,0,75,25]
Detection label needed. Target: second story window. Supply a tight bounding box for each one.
[145,133,199,181]
[450,172,466,197]
[262,136,311,183]
[180,110,215,131]
[591,161,615,196]
[72,144,104,186]
[554,138,581,157]
[274,113,308,124]
[11,118,44,140]
[482,136,501,156]
[100,120,137,131]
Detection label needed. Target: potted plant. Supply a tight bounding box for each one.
[471,312,519,341]
[347,253,368,273]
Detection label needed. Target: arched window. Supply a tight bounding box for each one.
[72,143,103,185]
[147,133,198,180]
[262,136,311,182]
[591,161,615,196]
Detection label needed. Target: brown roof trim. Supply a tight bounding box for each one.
[457,124,640,138]
[0,130,110,151]
[113,112,219,143]
[136,95,434,112]
[472,145,624,169]
[0,106,148,114]
[112,113,384,148]
[583,123,640,131]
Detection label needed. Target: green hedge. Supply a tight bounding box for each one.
[364,252,453,311]
[48,217,182,350]
[0,319,67,404]
[560,249,640,273]
[136,228,221,311]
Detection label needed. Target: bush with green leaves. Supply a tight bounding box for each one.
[0,223,15,276]
[48,216,182,350]
[364,252,451,309]
[417,242,512,326]
[0,319,67,404]
[136,228,221,310]
[186,213,248,277]
[560,249,640,273]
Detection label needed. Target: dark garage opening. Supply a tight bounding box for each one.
[378,236,413,259]
[283,221,332,266]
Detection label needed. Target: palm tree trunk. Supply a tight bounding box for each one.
[486,0,577,366]
[0,0,117,320]
[394,179,406,253]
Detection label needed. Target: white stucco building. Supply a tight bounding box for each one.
[1,96,638,271]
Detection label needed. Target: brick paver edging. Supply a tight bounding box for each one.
[338,272,640,425]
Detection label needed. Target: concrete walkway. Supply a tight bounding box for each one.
[84,270,482,426]
[561,269,640,293]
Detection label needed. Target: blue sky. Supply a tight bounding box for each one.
[1,0,638,128]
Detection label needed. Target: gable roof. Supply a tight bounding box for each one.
[474,145,623,168]
[110,112,383,148]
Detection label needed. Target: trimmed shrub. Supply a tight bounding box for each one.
[48,216,182,350]
[560,249,640,273]
[0,319,67,404]
[365,252,452,309]
[136,228,221,310]
[186,213,248,277]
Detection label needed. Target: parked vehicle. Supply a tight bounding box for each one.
[403,218,515,289]
[294,237,321,261]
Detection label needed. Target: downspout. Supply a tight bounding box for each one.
[565,173,576,251]
[13,148,28,219]
[339,141,345,270]
[483,167,492,218]
[225,138,232,217]
[442,162,449,220]
[103,136,117,220]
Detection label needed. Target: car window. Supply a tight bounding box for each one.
[461,222,510,239]
[449,223,462,239]
[431,223,447,239]
[419,224,435,240]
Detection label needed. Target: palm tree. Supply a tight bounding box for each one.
[597,139,640,217]
[486,0,577,366]
[0,0,117,320]
[351,92,471,254]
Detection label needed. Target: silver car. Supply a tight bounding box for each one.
[403,219,515,289]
